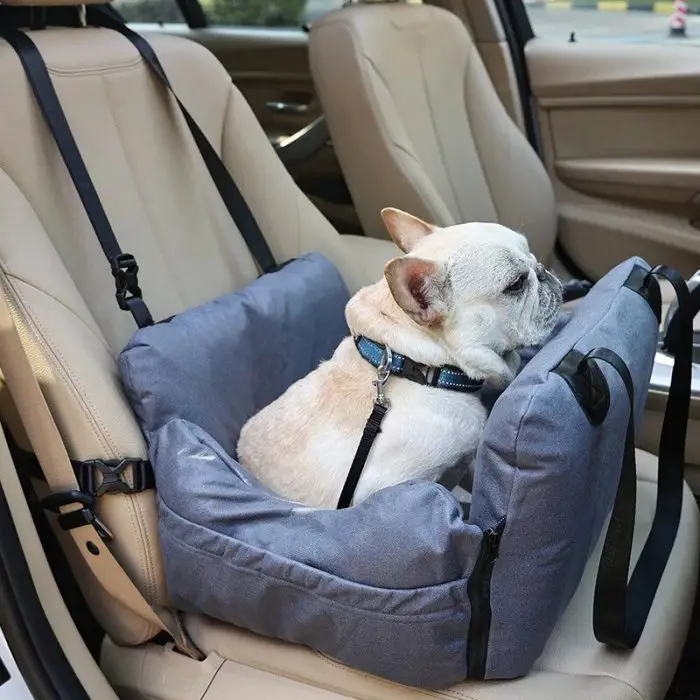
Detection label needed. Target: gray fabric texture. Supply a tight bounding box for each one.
[119,253,659,688]
[120,253,350,456]
[470,257,659,678]
[154,419,480,688]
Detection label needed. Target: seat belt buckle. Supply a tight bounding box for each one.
[111,253,144,311]
[75,458,154,497]
[40,490,114,542]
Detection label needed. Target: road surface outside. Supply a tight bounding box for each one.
[525,4,700,45]
[304,0,700,46]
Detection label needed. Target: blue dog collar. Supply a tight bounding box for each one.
[354,336,484,393]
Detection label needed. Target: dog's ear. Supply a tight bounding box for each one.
[384,257,448,326]
[381,208,436,253]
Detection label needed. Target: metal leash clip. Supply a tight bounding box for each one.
[373,346,393,406]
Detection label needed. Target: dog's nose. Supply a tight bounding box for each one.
[535,263,547,282]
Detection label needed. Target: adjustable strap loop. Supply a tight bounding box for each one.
[0,28,153,329]
[110,253,153,329]
[590,264,691,648]
[664,279,700,355]
[40,490,114,542]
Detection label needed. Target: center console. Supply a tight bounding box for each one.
[650,345,700,398]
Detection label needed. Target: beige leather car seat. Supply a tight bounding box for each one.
[0,3,697,700]
[308,2,558,261]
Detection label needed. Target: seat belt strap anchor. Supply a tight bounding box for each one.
[40,489,114,542]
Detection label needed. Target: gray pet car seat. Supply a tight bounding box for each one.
[6,14,694,691]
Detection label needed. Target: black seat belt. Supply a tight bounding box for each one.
[591,266,691,648]
[0,27,154,329]
[87,6,278,277]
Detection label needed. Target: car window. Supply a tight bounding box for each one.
[523,0,700,45]
[204,0,339,26]
[205,0,422,28]
[112,0,184,23]
[112,0,423,29]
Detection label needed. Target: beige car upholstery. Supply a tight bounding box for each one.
[308,2,557,261]
[0,11,697,700]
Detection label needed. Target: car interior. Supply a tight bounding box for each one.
[0,0,699,699]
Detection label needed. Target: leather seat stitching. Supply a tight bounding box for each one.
[312,651,475,700]
[45,55,143,78]
[325,16,447,224]
[413,12,464,221]
[129,493,158,604]
[0,272,116,457]
[360,54,446,224]
[2,271,112,355]
[97,70,191,315]
[461,43,502,224]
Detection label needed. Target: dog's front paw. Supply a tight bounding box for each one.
[486,352,520,389]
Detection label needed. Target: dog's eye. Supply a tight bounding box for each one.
[504,273,528,294]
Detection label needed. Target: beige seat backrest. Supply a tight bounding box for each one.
[0,20,393,646]
[309,2,558,261]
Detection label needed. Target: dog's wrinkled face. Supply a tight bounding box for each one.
[381,208,563,359]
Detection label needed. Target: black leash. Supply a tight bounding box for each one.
[336,403,389,509]
[592,265,691,648]
[336,347,393,509]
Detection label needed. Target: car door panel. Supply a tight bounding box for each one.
[137,25,320,139]
[525,39,700,280]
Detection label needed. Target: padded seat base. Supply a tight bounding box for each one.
[101,451,699,700]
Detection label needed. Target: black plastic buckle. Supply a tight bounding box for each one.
[75,458,154,497]
[40,490,113,542]
[110,253,143,311]
[399,357,438,387]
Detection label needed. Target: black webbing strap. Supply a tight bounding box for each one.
[336,402,388,509]
[592,265,691,648]
[664,282,700,355]
[88,7,278,275]
[0,28,153,329]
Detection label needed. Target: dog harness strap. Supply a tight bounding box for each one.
[337,402,388,509]
[354,336,484,393]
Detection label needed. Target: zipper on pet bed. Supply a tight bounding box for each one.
[467,522,504,678]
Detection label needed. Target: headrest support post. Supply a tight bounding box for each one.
[78,4,86,26]
[29,5,47,29]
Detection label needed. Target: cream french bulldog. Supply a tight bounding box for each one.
[237,209,562,509]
